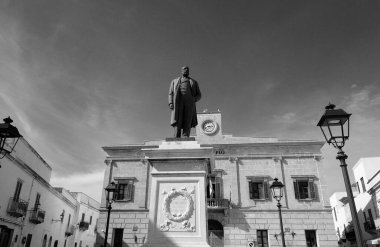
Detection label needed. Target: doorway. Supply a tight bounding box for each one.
[0,225,13,247]
[208,220,224,247]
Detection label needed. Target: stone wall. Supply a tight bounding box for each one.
[96,211,149,246]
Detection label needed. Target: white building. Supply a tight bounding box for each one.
[0,138,100,247]
[330,157,380,246]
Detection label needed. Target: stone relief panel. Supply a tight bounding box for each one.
[157,183,197,232]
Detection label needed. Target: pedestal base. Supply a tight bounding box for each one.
[143,140,212,247]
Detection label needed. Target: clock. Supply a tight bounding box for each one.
[201,120,218,135]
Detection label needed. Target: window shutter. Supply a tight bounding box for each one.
[215,177,221,199]
[248,181,253,199]
[125,182,133,201]
[264,181,269,199]
[112,185,118,200]
[293,180,299,199]
[309,180,316,199]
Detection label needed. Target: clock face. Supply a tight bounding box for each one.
[202,120,218,135]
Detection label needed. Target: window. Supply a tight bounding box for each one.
[356,181,361,193]
[48,236,52,247]
[34,193,40,210]
[25,234,32,247]
[292,176,317,200]
[89,216,92,225]
[113,229,124,247]
[13,179,23,201]
[207,176,222,199]
[248,177,270,200]
[360,177,366,192]
[42,235,47,247]
[67,214,71,228]
[81,213,85,222]
[305,230,317,247]
[257,230,268,247]
[368,209,374,224]
[113,179,134,201]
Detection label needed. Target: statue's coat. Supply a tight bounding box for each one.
[169,76,201,128]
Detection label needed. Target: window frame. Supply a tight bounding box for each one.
[360,177,366,193]
[247,177,270,201]
[257,229,269,247]
[113,178,136,202]
[292,176,317,201]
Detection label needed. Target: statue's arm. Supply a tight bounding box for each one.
[193,80,201,102]
[169,80,175,109]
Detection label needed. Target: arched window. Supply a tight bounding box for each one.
[53,240,58,247]
[48,237,52,247]
[42,235,47,247]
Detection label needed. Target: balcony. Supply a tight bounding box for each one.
[79,221,90,231]
[364,221,377,234]
[207,198,230,209]
[65,225,75,237]
[29,209,45,224]
[7,197,28,218]
[207,198,230,216]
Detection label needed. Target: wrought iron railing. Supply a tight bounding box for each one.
[79,221,90,231]
[29,209,45,224]
[364,221,376,232]
[207,198,230,209]
[65,225,75,237]
[7,197,28,218]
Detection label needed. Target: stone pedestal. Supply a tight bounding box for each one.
[143,140,212,247]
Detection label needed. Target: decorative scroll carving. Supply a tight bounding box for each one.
[160,187,195,232]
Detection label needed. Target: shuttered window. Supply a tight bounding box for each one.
[113,179,134,202]
[248,177,270,200]
[293,177,317,200]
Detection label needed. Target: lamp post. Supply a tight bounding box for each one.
[104,182,116,247]
[317,103,364,247]
[270,178,286,247]
[0,117,22,160]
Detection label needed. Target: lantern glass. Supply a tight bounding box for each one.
[270,178,284,201]
[0,117,22,157]
[317,104,351,148]
[105,182,117,200]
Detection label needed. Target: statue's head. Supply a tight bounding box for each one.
[181,66,189,77]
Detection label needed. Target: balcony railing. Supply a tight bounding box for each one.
[65,225,75,237]
[364,221,376,233]
[7,197,28,218]
[207,198,230,209]
[29,209,45,224]
[79,221,90,231]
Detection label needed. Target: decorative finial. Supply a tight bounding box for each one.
[325,103,336,110]
[3,116,13,124]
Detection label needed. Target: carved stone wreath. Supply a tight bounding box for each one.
[162,188,194,222]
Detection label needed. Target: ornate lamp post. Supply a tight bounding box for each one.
[0,117,22,160]
[270,178,286,247]
[317,103,364,247]
[104,182,117,247]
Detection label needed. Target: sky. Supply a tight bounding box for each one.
[1,0,380,202]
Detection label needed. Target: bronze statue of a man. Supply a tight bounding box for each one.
[169,66,201,138]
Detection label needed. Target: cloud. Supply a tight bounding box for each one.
[50,169,105,201]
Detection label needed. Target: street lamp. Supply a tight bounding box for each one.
[0,117,22,159]
[270,178,286,247]
[317,103,364,247]
[104,181,117,247]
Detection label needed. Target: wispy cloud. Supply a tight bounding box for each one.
[50,169,105,201]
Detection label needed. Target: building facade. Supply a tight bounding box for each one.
[330,157,380,246]
[96,112,337,247]
[0,138,100,247]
